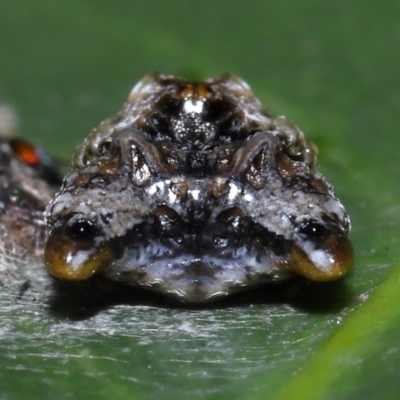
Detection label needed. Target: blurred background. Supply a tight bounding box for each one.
[1,1,400,399]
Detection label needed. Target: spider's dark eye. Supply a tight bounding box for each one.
[98,140,112,156]
[65,220,98,242]
[297,220,328,240]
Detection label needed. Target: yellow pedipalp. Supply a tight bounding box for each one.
[44,229,113,281]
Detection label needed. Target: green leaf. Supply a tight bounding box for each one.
[1,1,399,399]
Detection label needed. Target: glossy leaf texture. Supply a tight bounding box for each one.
[1,1,400,399]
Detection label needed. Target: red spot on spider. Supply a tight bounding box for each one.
[11,140,40,166]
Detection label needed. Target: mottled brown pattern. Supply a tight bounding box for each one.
[1,74,353,302]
